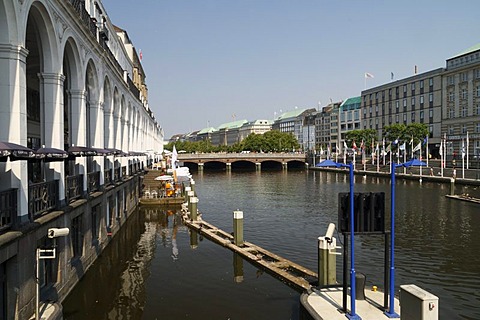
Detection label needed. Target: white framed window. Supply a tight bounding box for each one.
[420,110,424,120]
[475,122,480,133]
[462,106,468,117]
[448,92,455,102]
[429,109,433,118]
[403,99,407,107]
[429,78,434,86]
[420,95,424,104]
[411,82,415,91]
[429,93,434,102]
[461,124,467,134]
[411,97,415,106]
[462,89,468,100]
[420,80,424,89]
[395,115,399,123]
[448,125,455,135]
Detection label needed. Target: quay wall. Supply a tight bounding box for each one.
[0,175,142,320]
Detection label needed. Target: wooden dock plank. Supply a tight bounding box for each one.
[181,213,317,292]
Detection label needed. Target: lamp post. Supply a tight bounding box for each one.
[386,158,424,318]
[36,228,69,320]
[320,161,359,319]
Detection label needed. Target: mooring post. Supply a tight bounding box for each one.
[450,178,455,196]
[190,230,199,249]
[318,224,337,287]
[184,186,191,200]
[190,196,198,221]
[187,190,194,208]
[190,179,196,195]
[233,210,244,246]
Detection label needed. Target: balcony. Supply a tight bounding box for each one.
[66,174,84,203]
[104,169,113,186]
[88,171,100,193]
[28,180,59,219]
[0,189,17,231]
[114,167,121,182]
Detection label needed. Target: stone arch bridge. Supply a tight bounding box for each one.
[177,152,307,170]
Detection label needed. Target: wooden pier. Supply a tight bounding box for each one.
[445,194,480,204]
[181,212,317,292]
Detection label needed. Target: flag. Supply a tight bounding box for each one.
[171,145,178,169]
[393,138,399,145]
[399,143,406,151]
[139,49,143,61]
[365,72,374,78]
[385,144,391,154]
[410,137,414,145]
[375,143,379,152]
[439,140,443,156]
[343,141,348,150]
[422,136,428,145]
[353,141,357,150]
[391,72,394,80]
[462,140,465,158]
[412,142,421,153]
[360,140,365,149]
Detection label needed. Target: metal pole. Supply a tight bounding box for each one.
[347,162,360,319]
[385,163,399,318]
[384,231,390,311]
[36,248,40,320]
[233,210,244,246]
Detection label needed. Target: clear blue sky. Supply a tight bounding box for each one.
[104,0,479,139]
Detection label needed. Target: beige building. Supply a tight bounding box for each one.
[361,68,443,156]
[442,44,480,159]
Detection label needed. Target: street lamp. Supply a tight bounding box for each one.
[386,158,425,318]
[317,160,359,319]
[36,228,69,320]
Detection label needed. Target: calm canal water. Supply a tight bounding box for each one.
[63,169,480,319]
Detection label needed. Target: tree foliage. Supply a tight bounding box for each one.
[383,123,428,145]
[165,130,300,153]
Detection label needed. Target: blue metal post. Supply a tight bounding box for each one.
[346,162,361,320]
[385,162,400,318]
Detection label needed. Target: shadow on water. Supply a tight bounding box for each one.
[63,207,301,320]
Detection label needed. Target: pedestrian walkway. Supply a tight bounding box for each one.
[301,287,400,320]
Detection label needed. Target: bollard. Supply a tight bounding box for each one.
[190,196,198,221]
[318,223,338,287]
[184,186,191,200]
[318,236,337,287]
[190,179,196,195]
[233,210,244,246]
[450,178,455,195]
[187,190,194,208]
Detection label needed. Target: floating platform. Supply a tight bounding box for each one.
[139,196,185,206]
[445,194,480,204]
[181,211,402,319]
[301,287,400,320]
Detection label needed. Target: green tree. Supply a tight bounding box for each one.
[404,123,429,145]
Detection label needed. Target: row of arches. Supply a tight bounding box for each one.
[0,0,163,218]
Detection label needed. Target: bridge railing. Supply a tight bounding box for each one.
[177,152,306,160]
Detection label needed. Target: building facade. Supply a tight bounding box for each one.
[361,69,443,156]
[442,44,480,159]
[0,0,163,318]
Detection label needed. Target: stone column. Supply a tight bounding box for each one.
[69,90,88,192]
[0,45,29,223]
[39,72,66,203]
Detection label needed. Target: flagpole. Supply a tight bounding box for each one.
[420,144,423,177]
[462,139,465,179]
[383,138,385,166]
[377,145,380,172]
[440,139,444,177]
[426,136,429,167]
[466,132,469,169]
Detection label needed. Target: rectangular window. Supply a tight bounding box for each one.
[461,72,468,82]
[462,89,468,100]
[461,124,467,134]
[91,205,99,242]
[429,78,433,87]
[429,109,433,118]
[476,122,480,133]
[411,82,415,91]
[420,110,424,120]
[476,86,480,97]
[411,97,415,106]
[395,115,399,123]
[448,92,455,102]
[429,93,434,103]
[403,85,407,93]
[403,114,407,122]
[449,108,455,118]
[420,95,424,104]
[462,106,468,117]
[354,110,359,121]
[448,76,454,85]
[420,80,424,89]
[448,126,454,135]
[396,101,399,110]
[477,104,480,115]
[411,112,415,121]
